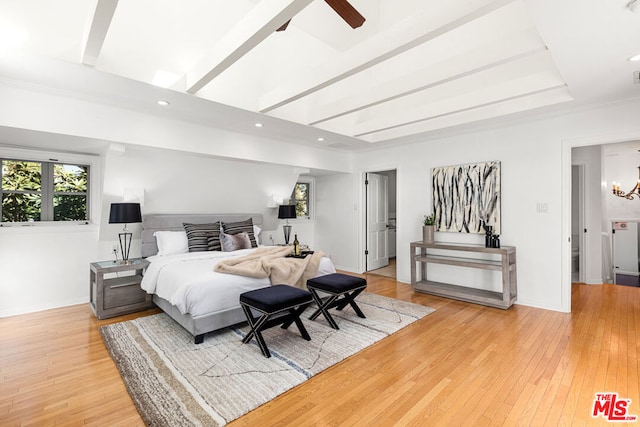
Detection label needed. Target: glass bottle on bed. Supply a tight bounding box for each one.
[293,234,301,256]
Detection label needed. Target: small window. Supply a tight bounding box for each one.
[291,181,311,218]
[1,159,89,223]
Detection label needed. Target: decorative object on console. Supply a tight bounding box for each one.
[109,202,142,264]
[611,166,640,200]
[483,221,501,248]
[422,213,435,243]
[278,204,296,244]
[432,161,501,234]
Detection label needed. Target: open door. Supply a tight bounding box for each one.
[366,172,389,271]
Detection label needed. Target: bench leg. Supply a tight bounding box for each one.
[308,289,340,329]
[241,304,272,358]
[336,287,366,318]
[281,305,312,340]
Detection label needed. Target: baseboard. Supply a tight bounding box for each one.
[0,297,87,318]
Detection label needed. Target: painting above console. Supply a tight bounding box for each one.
[432,161,501,235]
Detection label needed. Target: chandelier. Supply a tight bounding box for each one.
[612,166,640,200]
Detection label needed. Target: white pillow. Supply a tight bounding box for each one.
[253,225,262,245]
[154,231,189,256]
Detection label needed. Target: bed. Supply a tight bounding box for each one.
[140,213,336,343]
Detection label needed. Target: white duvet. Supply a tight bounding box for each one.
[141,248,336,316]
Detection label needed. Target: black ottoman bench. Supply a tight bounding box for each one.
[239,284,313,358]
[306,273,367,330]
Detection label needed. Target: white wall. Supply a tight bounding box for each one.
[0,144,309,317]
[316,98,640,312]
[4,81,640,315]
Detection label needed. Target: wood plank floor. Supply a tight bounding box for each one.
[1,276,638,426]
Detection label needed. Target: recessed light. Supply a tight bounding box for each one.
[254,123,263,128]
[628,54,640,62]
[157,100,170,106]
[317,137,325,142]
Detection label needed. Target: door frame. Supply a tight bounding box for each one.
[360,167,399,274]
[562,129,640,312]
[572,163,586,283]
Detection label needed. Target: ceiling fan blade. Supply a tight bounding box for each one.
[276,19,291,31]
[324,0,365,28]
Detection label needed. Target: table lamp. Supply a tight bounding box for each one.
[109,202,142,263]
[277,204,296,244]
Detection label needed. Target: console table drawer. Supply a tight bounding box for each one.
[103,276,146,309]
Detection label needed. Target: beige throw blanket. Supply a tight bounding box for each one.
[213,246,325,289]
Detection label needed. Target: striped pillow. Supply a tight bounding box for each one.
[182,222,221,252]
[221,218,257,248]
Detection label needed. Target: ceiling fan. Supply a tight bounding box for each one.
[277,0,365,31]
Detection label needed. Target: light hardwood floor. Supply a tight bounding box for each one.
[1,277,638,426]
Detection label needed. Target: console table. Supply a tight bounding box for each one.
[410,241,517,309]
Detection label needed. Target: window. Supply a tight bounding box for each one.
[1,158,89,223]
[291,181,311,218]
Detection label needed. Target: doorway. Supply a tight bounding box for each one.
[364,169,397,279]
[571,164,585,283]
[612,221,640,287]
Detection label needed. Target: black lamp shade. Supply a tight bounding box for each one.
[109,203,142,224]
[278,205,296,219]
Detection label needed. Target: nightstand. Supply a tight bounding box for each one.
[89,258,152,319]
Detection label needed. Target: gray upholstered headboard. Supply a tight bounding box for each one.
[141,213,263,258]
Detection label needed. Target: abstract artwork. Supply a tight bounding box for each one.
[432,161,501,234]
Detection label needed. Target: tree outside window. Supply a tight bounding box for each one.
[1,159,88,222]
[291,182,310,218]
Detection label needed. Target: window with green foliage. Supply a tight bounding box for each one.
[1,159,89,223]
[291,182,311,218]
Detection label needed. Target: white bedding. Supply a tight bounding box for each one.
[141,248,336,316]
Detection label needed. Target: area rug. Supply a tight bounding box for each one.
[101,292,434,426]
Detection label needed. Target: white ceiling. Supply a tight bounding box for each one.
[0,0,639,151]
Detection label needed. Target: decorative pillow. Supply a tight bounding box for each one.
[154,231,189,256]
[206,234,222,252]
[253,224,261,245]
[220,231,252,252]
[182,222,221,252]
[221,218,258,248]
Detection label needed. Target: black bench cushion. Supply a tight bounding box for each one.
[240,284,312,313]
[307,273,367,293]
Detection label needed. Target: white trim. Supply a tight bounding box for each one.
[290,176,315,222]
[0,145,101,227]
[0,298,88,318]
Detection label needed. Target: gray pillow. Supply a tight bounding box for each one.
[221,218,257,247]
[220,231,252,252]
[183,222,221,252]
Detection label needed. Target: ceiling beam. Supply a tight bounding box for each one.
[307,31,546,126]
[356,85,572,143]
[259,0,517,113]
[186,0,313,94]
[82,0,119,67]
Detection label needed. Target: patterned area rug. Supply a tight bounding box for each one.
[101,292,434,426]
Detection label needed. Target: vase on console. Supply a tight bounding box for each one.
[422,213,435,243]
